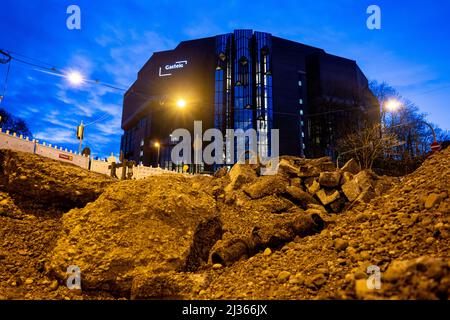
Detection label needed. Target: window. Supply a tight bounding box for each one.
[299,99,303,105]
[298,80,302,86]
[300,110,304,115]
[139,117,147,129]
[140,139,144,147]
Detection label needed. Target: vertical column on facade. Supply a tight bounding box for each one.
[298,71,306,157]
[214,33,233,166]
[254,31,273,160]
[233,29,254,162]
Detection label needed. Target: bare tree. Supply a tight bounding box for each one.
[337,122,399,169]
[0,108,33,137]
[369,81,447,158]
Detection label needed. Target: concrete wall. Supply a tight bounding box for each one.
[134,165,178,179]
[35,143,89,169]
[0,129,35,153]
[90,159,111,175]
[0,127,182,179]
[0,128,88,169]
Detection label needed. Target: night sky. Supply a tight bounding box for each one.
[1,0,449,158]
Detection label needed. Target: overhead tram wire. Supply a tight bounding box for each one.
[3,49,56,68]
[0,50,12,103]
[0,49,128,129]
[84,112,111,127]
[0,48,129,93]
[1,58,11,103]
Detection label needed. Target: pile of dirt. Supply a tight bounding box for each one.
[216,156,396,214]
[1,147,448,300]
[45,155,397,299]
[205,156,396,265]
[0,150,115,216]
[0,150,115,300]
[47,174,222,299]
[197,148,450,299]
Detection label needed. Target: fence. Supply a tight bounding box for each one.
[0,128,89,169]
[0,128,178,180]
[90,158,111,176]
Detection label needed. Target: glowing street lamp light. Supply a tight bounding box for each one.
[176,99,186,109]
[154,141,161,167]
[385,99,401,112]
[66,71,84,85]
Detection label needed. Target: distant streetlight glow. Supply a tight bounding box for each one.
[66,71,84,85]
[385,99,401,112]
[154,141,161,167]
[176,99,186,108]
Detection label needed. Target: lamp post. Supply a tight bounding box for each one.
[76,120,84,154]
[154,141,160,167]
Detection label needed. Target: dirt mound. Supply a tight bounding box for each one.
[47,175,222,298]
[0,150,115,300]
[1,147,448,300]
[198,148,450,299]
[47,159,341,298]
[0,149,114,216]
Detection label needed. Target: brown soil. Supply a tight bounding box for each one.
[0,148,448,300]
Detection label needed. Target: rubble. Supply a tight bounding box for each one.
[357,256,450,299]
[341,180,361,202]
[200,147,450,300]
[225,155,396,216]
[209,213,325,266]
[318,171,341,188]
[316,189,341,206]
[1,146,449,300]
[47,175,221,298]
[0,150,115,300]
[341,159,361,175]
[0,150,114,216]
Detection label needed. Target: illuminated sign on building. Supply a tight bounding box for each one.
[159,60,188,77]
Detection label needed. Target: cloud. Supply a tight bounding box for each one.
[34,127,79,145]
[42,110,78,130]
[26,106,39,113]
[103,30,176,87]
[184,19,225,38]
[348,46,438,88]
[94,116,122,136]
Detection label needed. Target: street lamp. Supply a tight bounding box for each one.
[385,98,401,112]
[66,71,84,86]
[154,141,161,167]
[381,98,401,132]
[176,99,186,109]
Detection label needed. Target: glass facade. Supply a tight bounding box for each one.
[121,29,375,168]
[214,33,233,163]
[214,30,274,164]
[254,31,273,160]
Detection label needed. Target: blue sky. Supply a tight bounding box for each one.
[1,0,449,158]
